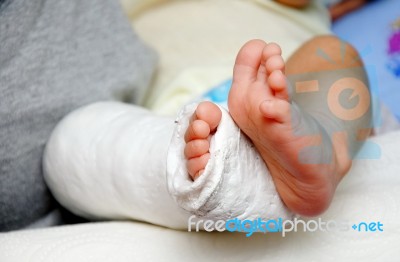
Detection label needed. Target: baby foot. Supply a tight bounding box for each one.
[184,101,222,180]
[228,40,348,216]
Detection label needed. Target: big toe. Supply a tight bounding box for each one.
[233,39,267,84]
[194,101,222,132]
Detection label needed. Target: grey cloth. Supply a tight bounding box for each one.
[0,0,157,231]
[0,0,7,10]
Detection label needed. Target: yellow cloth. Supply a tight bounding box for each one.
[121,0,332,115]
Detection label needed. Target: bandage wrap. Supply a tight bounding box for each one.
[167,103,294,221]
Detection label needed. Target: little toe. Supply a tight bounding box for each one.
[268,70,290,101]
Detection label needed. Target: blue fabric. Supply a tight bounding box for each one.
[201,79,232,109]
[332,0,400,121]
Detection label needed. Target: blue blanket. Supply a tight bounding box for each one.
[333,0,400,121]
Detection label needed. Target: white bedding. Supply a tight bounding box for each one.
[1,129,400,261]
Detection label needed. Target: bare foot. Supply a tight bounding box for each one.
[228,40,351,216]
[184,101,222,180]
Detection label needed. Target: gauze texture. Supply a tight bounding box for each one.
[44,101,293,229]
[167,103,293,221]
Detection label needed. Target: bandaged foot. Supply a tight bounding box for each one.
[168,101,293,221]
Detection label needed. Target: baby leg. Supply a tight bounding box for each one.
[227,36,371,216]
[184,36,371,217]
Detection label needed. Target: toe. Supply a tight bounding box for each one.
[187,153,210,180]
[268,70,290,101]
[185,102,221,180]
[259,99,291,123]
[184,139,210,159]
[184,119,210,142]
[263,43,282,58]
[233,39,267,84]
[195,101,222,132]
[266,55,285,74]
[258,43,282,82]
